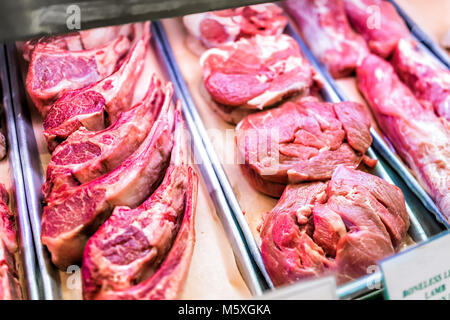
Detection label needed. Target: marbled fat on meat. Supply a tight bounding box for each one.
[42,76,166,201]
[43,28,149,152]
[41,84,176,269]
[82,108,197,300]
[26,36,131,117]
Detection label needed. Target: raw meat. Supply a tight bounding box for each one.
[26,36,131,116]
[22,33,83,62]
[285,0,369,78]
[260,166,409,286]
[42,76,165,201]
[22,22,147,61]
[344,0,410,58]
[200,34,317,118]
[91,168,197,300]
[83,108,197,300]
[236,97,373,197]
[41,83,176,269]
[0,184,22,300]
[43,33,149,152]
[183,3,287,48]
[391,39,450,122]
[357,54,450,219]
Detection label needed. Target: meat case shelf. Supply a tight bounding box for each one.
[154,16,445,299]
[5,23,268,299]
[0,44,40,299]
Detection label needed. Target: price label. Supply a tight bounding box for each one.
[380,231,450,300]
[258,276,337,300]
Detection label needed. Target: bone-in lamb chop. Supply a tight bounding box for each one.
[285,0,369,78]
[357,53,450,220]
[235,97,373,197]
[82,107,197,300]
[26,36,131,117]
[42,76,166,201]
[43,31,149,152]
[22,22,147,62]
[41,82,176,269]
[261,166,409,286]
[183,3,287,48]
[0,184,22,300]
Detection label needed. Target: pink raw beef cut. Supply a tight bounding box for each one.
[26,36,131,117]
[200,34,317,123]
[357,53,450,220]
[260,166,409,286]
[183,3,287,48]
[236,97,373,197]
[391,39,450,122]
[41,83,176,269]
[343,0,410,58]
[285,0,369,78]
[42,76,166,201]
[0,184,22,300]
[43,32,149,152]
[82,108,197,300]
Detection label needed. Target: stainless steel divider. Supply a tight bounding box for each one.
[5,43,61,300]
[1,44,41,300]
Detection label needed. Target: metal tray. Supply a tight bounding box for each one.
[154,19,444,299]
[5,23,267,299]
[389,0,450,69]
[0,44,40,300]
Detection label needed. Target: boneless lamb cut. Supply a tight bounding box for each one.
[200,34,317,124]
[83,108,198,300]
[41,83,176,269]
[261,166,409,286]
[357,54,450,219]
[43,32,149,152]
[344,0,410,58]
[183,3,287,48]
[26,36,131,116]
[285,0,369,78]
[0,184,22,300]
[391,39,450,122]
[236,97,373,197]
[42,76,166,201]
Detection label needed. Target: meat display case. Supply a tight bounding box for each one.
[5,24,269,299]
[1,0,448,300]
[0,45,40,299]
[153,17,445,299]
